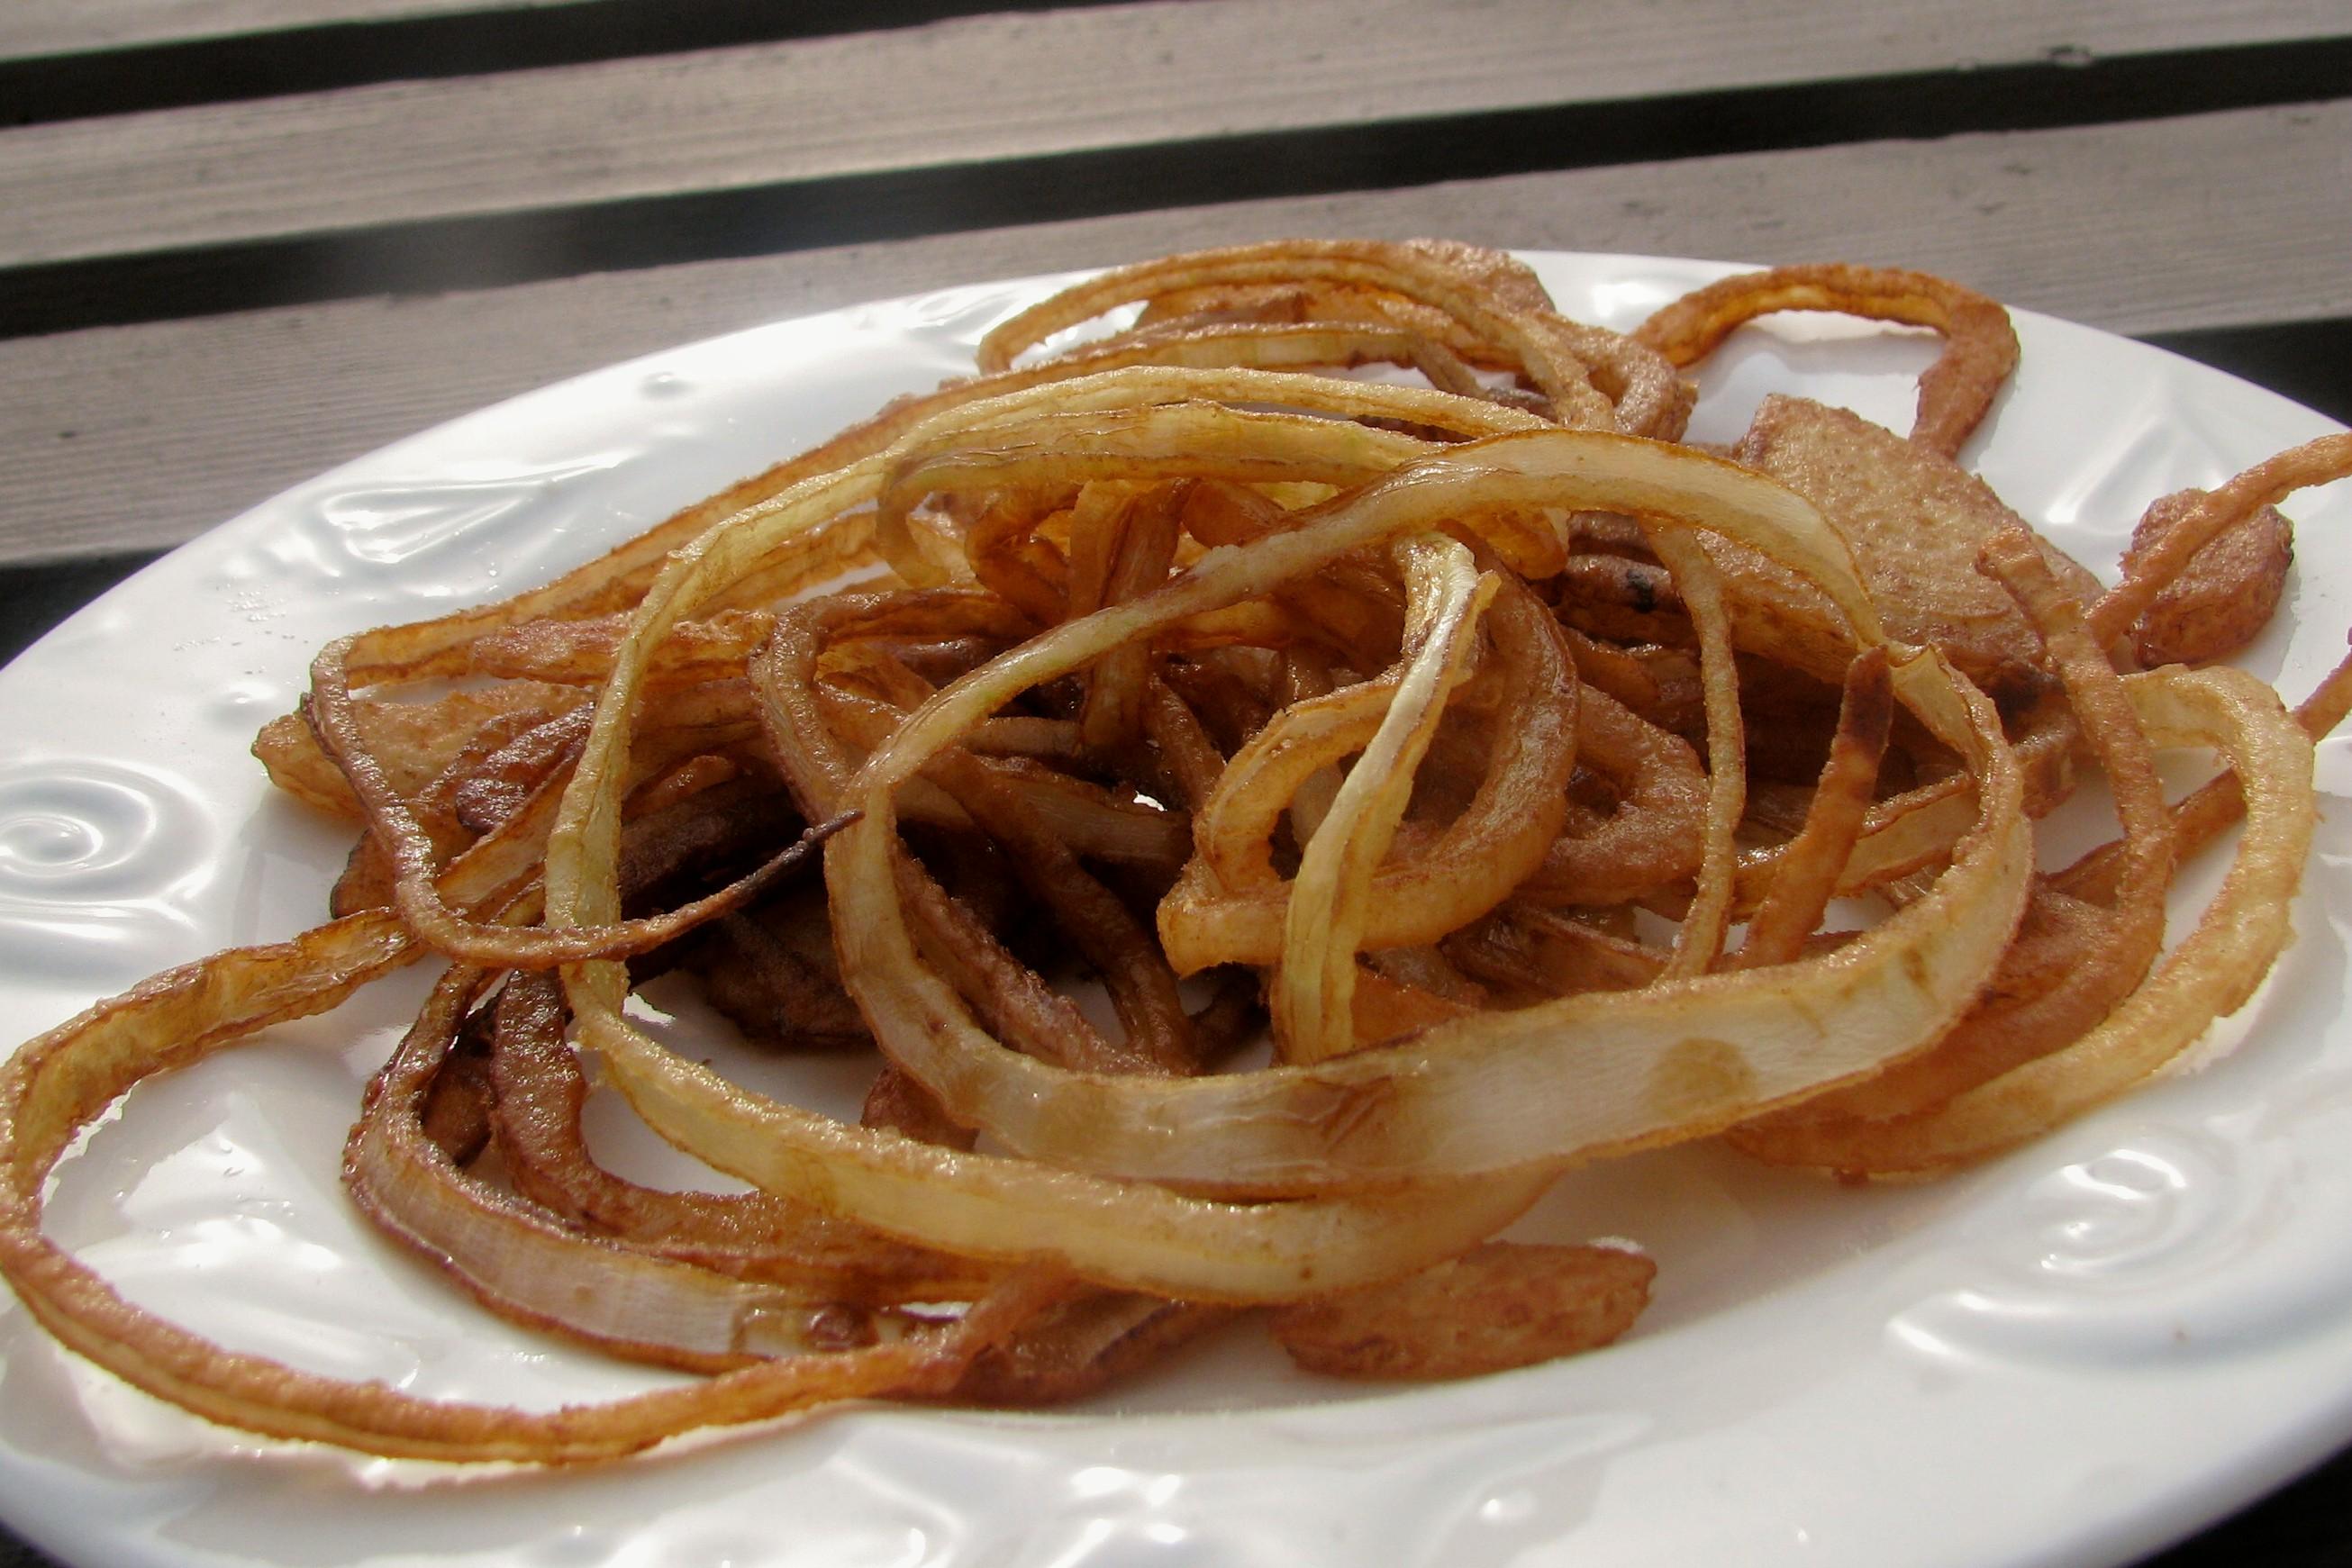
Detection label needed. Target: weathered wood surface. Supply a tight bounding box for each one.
[0,0,595,58]
[5,100,2343,564]
[7,0,2345,267]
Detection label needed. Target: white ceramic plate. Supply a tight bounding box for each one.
[0,254,2347,1568]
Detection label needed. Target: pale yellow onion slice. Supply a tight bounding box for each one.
[542,367,1561,938]
[1275,533,1498,1062]
[538,378,1574,1299]
[1641,522,1746,978]
[334,327,1542,677]
[815,437,2021,1191]
[487,972,994,1301]
[1162,568,1576,974]
[1729,664,2312,1174]
[974,239,1618,426]
[1068,319,1498,400]
[347,968,925,1373]
[570,1044,1558,1302]
[386,365,1553,946]
[1188,682,1391,891]
[898,362,1547,453]
[0,828,1058,1459]
[549,427,2026,1237]
[869,365,1547,584]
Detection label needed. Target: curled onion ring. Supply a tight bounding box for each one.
[3,247,2335,1464]
[536,413,2030,1301]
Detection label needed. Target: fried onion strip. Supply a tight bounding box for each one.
[486,973,990,1301]
[2058,646,2352,903]
[1730,666,2311,1174]
[1740,526,2175,1135]
[14,246,2333,1464]
[1633,263,2019,457]
[976,239,1621,428]
[310,634,840,968]
[1163,567,1575,973]
[1275,533,1497,1062]
[1732,648,1893,969]
[350,969,935,1372]
[531,419,2021,1259]
[1642,523,1745,977]
[2087,433,2351,647]
[0,800,1062,1457]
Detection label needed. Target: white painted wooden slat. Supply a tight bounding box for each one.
[4,0,2344,267]
[5,101,2343,566]
[0,0,597,60]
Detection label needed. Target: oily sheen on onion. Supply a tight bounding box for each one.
[0,240,2336,1465]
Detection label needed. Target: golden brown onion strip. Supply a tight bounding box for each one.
[541,426,2023,1255]
[1633,263,2019,457]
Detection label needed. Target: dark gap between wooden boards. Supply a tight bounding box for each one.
[0,0,1119,127]
[2141,319,2352,425]
[0,548,167,666]
[4,35,2347,340]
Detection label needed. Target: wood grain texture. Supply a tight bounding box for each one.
[5,0,2343,267]
[5,101,2343,566]
[0,0,594,59]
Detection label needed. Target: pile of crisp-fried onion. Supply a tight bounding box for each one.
[0,240,2345,1464]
